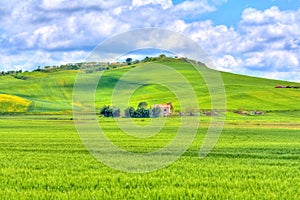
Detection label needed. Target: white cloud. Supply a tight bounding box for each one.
[169,20,239,55]
[132,0,173,9]
[0,50,88,72]
[0,0,221,55]
[167,6,300,81]
[172,0,216,16]
[241,6,299,26]
[237,7,300,76]
[238,7,300,52]
[244,51,299,71]
[40,0,130,11]
[0,1,300,82]
[170,20,189,32]
[266,72,300,82]
[0,3,132,51]
[214,55,243,72]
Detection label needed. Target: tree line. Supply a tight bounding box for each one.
[1,54,205,77]
[100,101,161,118]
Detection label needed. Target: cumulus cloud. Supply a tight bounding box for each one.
[0,1,299,82]
[0,0,134,70]
[241,6,300,26]
[0,2,132,51]
[0,50,88,72]
[167,6,300,81]
[0,0,219,61]
[238,7,300,76]
[214,55,243,72]
[181,21,239,55]
[39,0,130,11]
[132,0,173,9]
[244,51,299,72]
[172,0,216,16]
[238,7,300,52]
[266,72,300,83]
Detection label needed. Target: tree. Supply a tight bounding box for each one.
[133,60,140,64]
[124,103,150,118]
[159,54,166,61]
[112,107,120,117]
[100,105,120,117]
[134,107,150,118]
[138,101,148,109]
[124,106,135,118]
[100,105,112,117]
[125,58,132,65]
[142,56,150,62]
[150,106,161,117]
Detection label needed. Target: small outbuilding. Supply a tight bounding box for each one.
[153,102,173,117]
[275,85,286,88]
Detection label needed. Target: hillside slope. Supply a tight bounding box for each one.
[0,61,299,114]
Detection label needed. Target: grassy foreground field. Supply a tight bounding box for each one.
[0,115,299,199]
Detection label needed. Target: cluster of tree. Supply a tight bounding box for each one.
[0,70,28,80]
[99,105,121,117]
[33,63,86,73]
[126,54,206,66]
[39,62,127,74]
[140,54,186,63]
[0,54,205,80]
[124,106,150,118]
[100,101,161,118]
[1,55,206,76]
[1,70,24,76]
[124,102,151,118]
[124,54,204,66]
[28,62,111,73]
[1,61,124,76]
[140,54,172,62]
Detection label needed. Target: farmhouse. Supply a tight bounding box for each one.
[153,102,173,117]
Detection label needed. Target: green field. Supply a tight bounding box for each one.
[0,115,299,199]
[1,60,300,199]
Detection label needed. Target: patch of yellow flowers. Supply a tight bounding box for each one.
[0,94,31,112]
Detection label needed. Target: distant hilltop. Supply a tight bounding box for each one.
[0,54,204,76]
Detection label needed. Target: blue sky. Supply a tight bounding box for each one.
[198,0,300,27]
[0,0,300,82]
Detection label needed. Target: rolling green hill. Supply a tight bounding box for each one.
[0,60,299,114]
